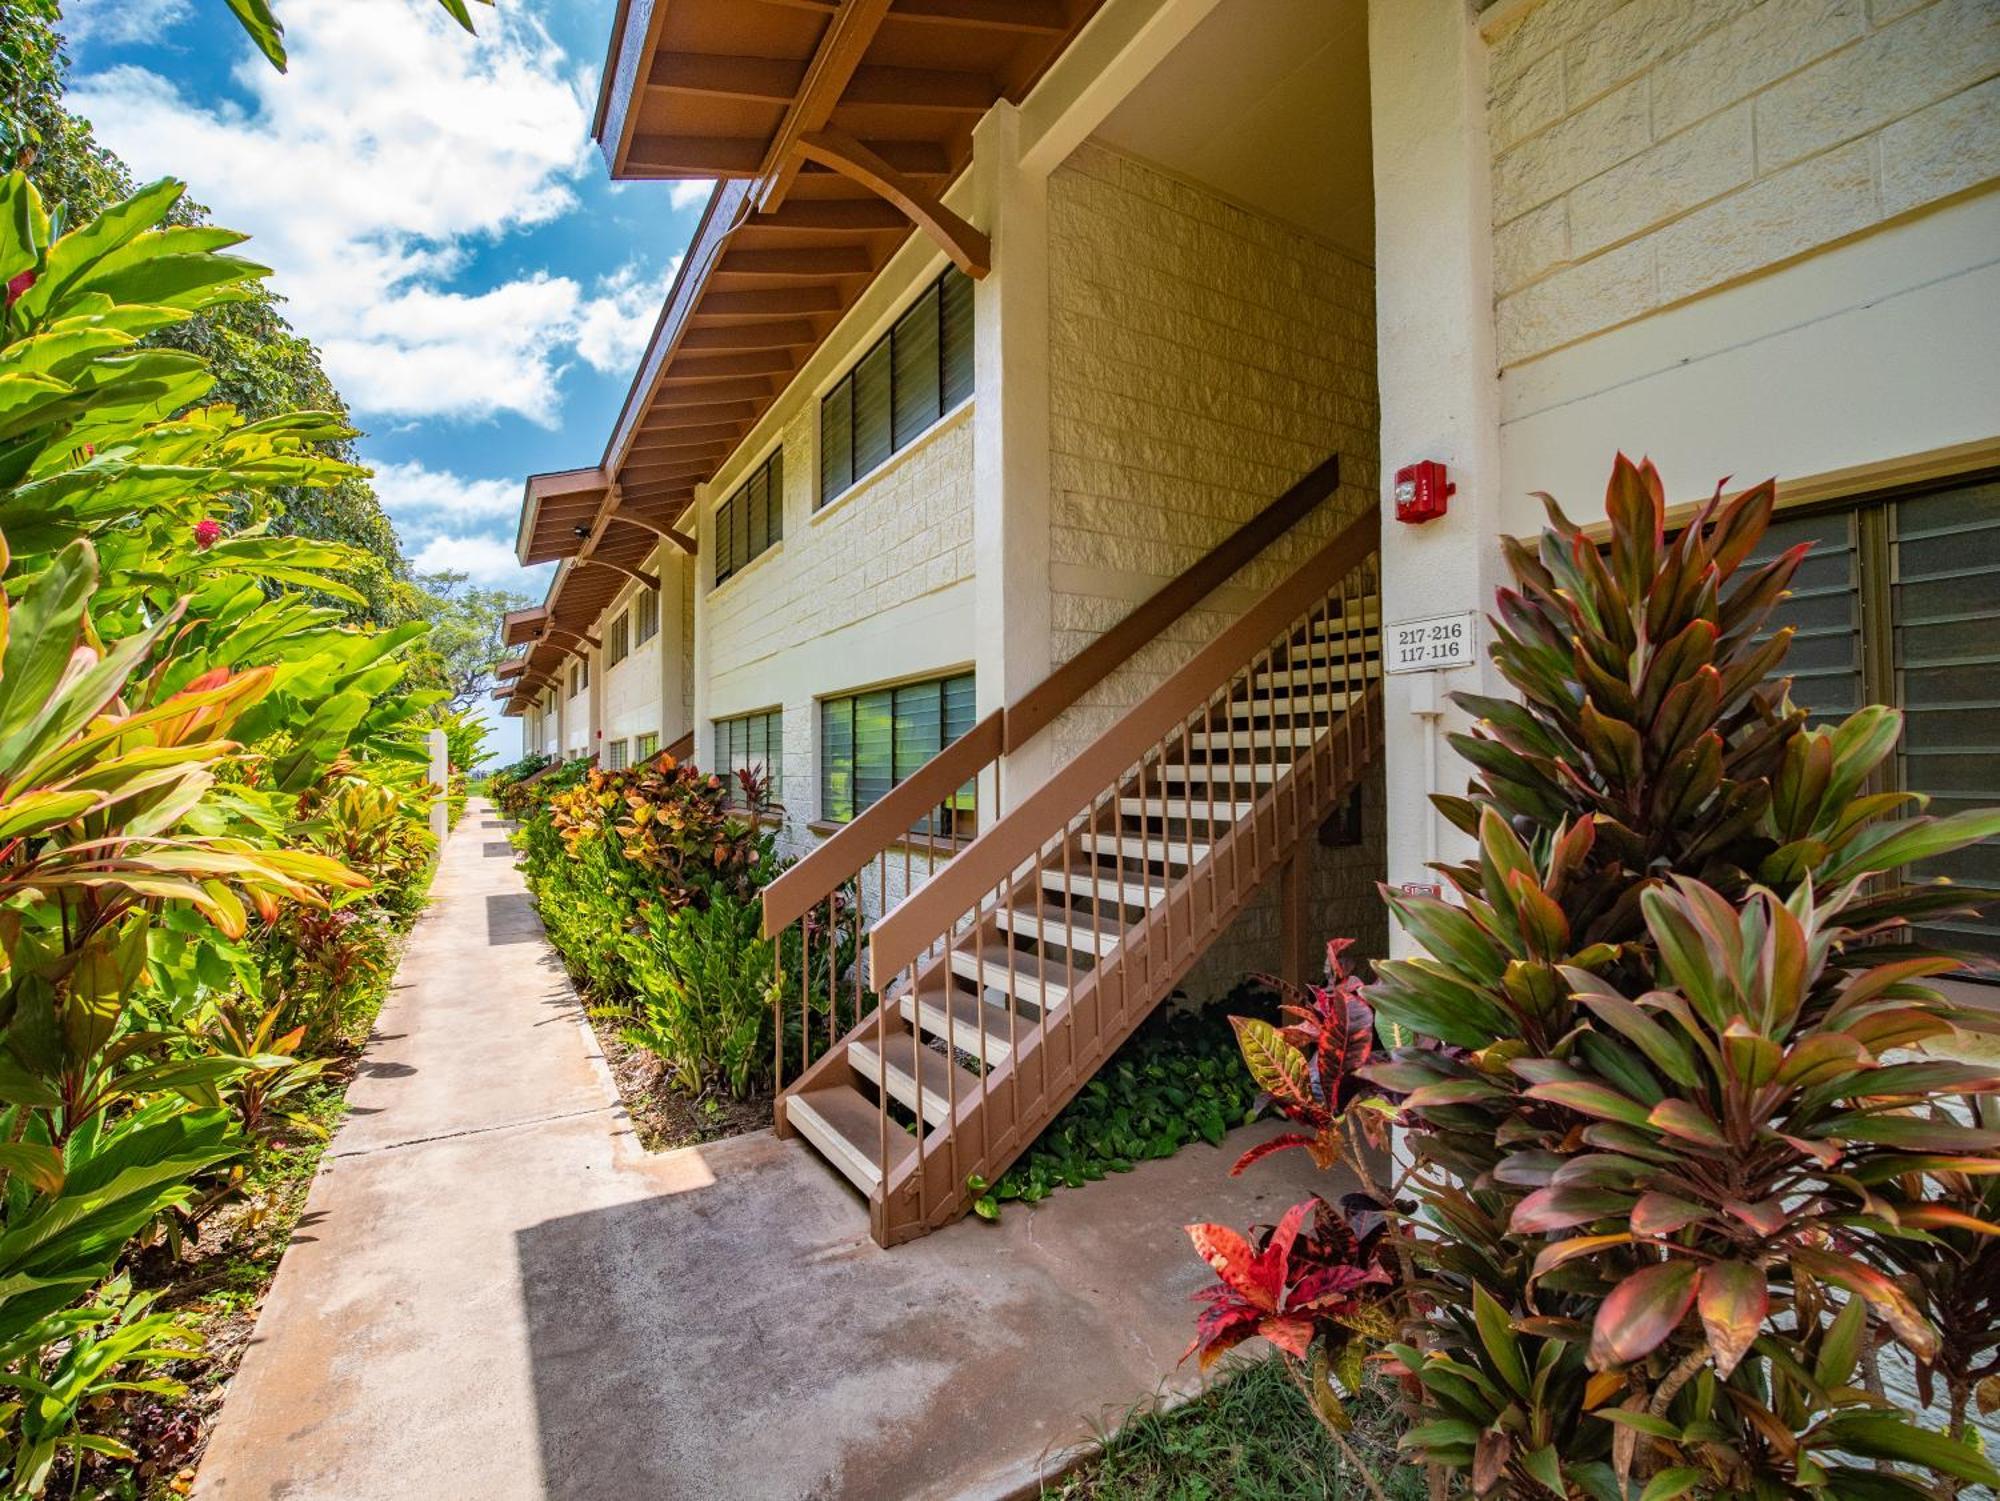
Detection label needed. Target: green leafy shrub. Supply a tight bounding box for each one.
[972,990,1274,1220]
[615,893,776,1100]
[1191,457,2000,1500]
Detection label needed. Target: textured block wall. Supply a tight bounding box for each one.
[1047,140,1388,996]
[703,397,975,875]
[1490,0,2000,366]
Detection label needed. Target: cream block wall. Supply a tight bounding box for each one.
[1487,0,2000,367]
[699,382,978,864]
[1045,138,1388,996]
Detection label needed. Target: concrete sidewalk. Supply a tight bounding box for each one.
[195,797,1331,1501]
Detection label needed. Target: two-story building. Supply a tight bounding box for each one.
[499,0,2000,1245]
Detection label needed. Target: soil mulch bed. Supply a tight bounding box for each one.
[582,1002,774,1151]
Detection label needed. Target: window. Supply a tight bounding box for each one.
[605,739,629,771]
[607,610,631,666]
[820,672,975,828]
[819,267,974,508]
[1737,474,2000,960]
[634,731,660,762]
[714,709,783,801]
[634,588,659,646]
[714,448,783,589]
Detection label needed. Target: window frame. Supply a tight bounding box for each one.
[818,266,974,511]
[713,447,784,591]
[634,589,660,646]
[712,707,784,806]
[818,670,977,830]
[606,609,631,667]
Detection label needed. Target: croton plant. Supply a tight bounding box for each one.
[1189,457,2000,1499]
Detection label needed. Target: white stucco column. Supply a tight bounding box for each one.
[657,550,689,748]
[1369,0,1508,949]
[971,102,1055,814]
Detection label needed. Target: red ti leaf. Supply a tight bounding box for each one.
[1631,1191,1709,1236]
[1588,1260,1698,1371]
[1697,1261,1768,1378]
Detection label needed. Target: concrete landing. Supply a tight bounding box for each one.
[194,798,1332,1501]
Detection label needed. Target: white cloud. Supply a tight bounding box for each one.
[412,534,545,588]
[570,256,681,375]
[68,0,609,425]
[369,458,521,528]
[668,180,713,211]
[65,0,191,45]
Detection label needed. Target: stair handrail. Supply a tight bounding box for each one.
[869,505,1380,988]
[759,454,1342,943]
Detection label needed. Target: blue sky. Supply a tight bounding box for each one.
[58,0,711,756]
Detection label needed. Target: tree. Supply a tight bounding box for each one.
[2,0,433,629]
[414,570,533,714]
[220,0,493,72]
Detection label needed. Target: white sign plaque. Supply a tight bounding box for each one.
[1386,612,1478,675]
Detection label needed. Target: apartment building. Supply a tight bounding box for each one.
[499,0,2000,1244]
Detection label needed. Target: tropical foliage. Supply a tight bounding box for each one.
[1191,457,2000,1500]
[0,167,442,1493]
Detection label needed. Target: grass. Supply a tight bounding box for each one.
[1045,1359,1423,1501]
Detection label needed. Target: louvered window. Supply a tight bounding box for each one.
[820,672,976,833]
[817,267,974,509]
[634,589,659,645]
[713,448,783,590]
[714,709,783,804]
[634,732,660,762]
[1737,474,2000,962]
[607,610,631,667]
[606,739,629,772]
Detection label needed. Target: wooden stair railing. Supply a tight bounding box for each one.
[783,505,1383,1246]
[759,454,1343,1114]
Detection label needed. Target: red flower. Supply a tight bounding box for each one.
[193,519,224,550]
[3,269,33,309]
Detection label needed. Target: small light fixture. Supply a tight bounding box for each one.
[572,524,591,539]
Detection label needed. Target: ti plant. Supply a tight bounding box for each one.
[1191,457,2000,1501]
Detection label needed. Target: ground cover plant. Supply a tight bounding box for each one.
[1044,1356,1419,1501]
[0,168,447,1496]
[1187,457,2000,1500]
[969,987,1279,1221]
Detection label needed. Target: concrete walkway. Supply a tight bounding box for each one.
[195,798,1332,1501]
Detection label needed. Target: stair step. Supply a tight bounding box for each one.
[1159,761,1281,785]
[1312,603,1382,636]
[1186,726,1319,751]
[788,1084,915,1193]
[1039,868,1167,909]
[1231,691,1358,720]
[900,985,1019,1064]
[1076,831,1208,865]
[1283,632,1382,664]
[848,1034,971,1127]
[1117,796,1254,821]
[1251,665,1377,692]
[994,902,1123,956]
[951,943,1070,1008]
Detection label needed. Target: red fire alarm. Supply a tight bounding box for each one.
[1394,460,1454,524]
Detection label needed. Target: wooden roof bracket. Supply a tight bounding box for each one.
[543,626,602,653]
[606,504,698,556]
[792,128,990,279]
[576,555,663,593]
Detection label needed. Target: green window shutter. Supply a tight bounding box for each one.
[821,698,854,822]
[819,379,853,507]
[852,687,894,815]
[714,496,735,586]
[852,340,894,480]
[732,484,752,575]
[1895,478,2000,959]
[746,464,769,559]
[768,448,784,543]
[941,267,974,410]
[763,711,782,793]
[892,283,942,449]
[892,679,943,783]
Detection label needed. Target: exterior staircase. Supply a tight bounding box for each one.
[762,462,1382,1246]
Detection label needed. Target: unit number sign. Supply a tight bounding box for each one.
[1386,612,1478,674]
